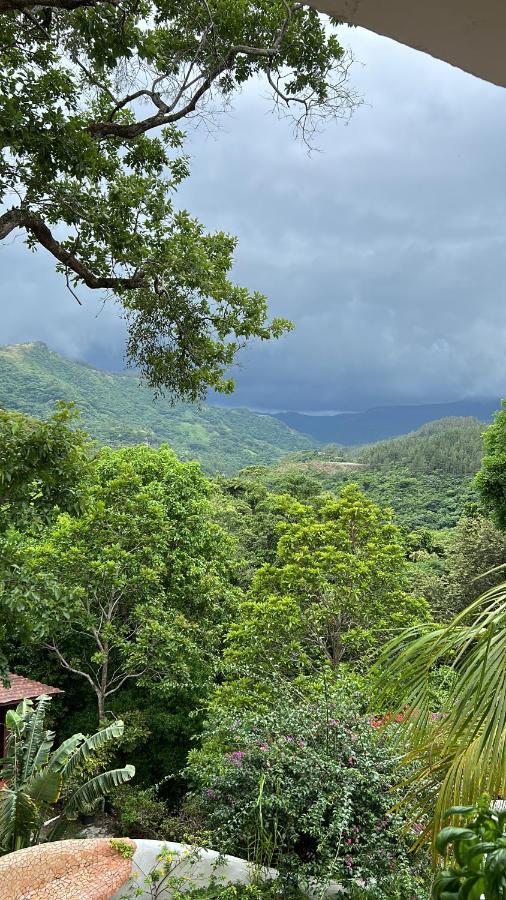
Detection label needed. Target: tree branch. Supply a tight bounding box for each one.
[0,0,116,10]
[88,39,290,139]
[105,669,147,695]
[44,641,98,692]
[0,207,145,290]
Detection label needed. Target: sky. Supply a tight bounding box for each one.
[2,24,506,412]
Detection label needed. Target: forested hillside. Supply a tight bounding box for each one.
[355,417,484,475]
[2,394,506,898]
[0,343,314,473]
[243,417,485,529]
[0,343,487,526]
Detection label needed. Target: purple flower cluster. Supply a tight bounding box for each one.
[226,750,245,767]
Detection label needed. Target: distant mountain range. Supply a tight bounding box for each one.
[0,343,314,474]
[0,342,501,470]
[275,399,502,445]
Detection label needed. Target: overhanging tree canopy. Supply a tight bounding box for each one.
[0,1,357,398]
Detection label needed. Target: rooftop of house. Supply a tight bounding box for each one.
[0,674,63,708]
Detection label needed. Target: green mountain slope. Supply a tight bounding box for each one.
[355,417,484,476]
[0,343,315,474]
[251,418,484,530]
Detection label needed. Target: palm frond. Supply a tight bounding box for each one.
[372,580,506,840]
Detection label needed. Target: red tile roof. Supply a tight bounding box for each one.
[0,674,63,707]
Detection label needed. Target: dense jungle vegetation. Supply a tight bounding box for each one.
[236,416,483,530]
[2,394,506,898]
[0,343,484,529]
[3,0,505,892]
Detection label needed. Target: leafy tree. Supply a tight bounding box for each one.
[0,403,90,679]
[476,401,506,530]
[0,1,357,398]
[419,515,506,621]
[222,484,429,702]
[6,445,237,721]
[0,402,90,531]
[211,474,293,588]
[0,694,133,853]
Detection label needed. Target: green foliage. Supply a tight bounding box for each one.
[410,515,506,621]
[0,402,91,677]
[186,690,430,898]
[476,402,506,531]
[0,0,358,397]
[5,443,238,721]
[111,785,174,840]
[255,418,483,530]
[433,802,506,899]
[0,695,133,853]
[357,418,484,477]
[221,485,429,705]
[0,401,90,530]
[0,344,315,474]
[211,476,291,588]
[371,579,506,843]
[109,838,135,859]
[171,882,306,898]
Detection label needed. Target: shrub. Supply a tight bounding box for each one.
[185,688,430,898]
[173,881,305,898]
[433,800,506,899]
[112,786,174,840]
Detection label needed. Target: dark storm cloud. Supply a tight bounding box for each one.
[1,240,127,370]
[2,26,506,409]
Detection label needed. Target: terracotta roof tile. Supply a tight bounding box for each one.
[0,673,63,707]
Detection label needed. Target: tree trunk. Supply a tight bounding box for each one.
[97,644,109,724]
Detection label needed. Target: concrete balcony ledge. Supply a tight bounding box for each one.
[0,838,349,899]
[307,0,506,88]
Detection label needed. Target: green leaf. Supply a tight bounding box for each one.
[444,806,477,818]
[458,877,486,900]
[62,764,135,817]
[21,695,54,783]
[60,721,124,782]
[0,789,39,852]
[436,827,478,855]
[26,771,62,805]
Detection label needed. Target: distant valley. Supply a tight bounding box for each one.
[275,399,501,444]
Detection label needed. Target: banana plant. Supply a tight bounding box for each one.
[0,694,134,853]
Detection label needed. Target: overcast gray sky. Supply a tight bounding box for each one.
[2,24,506,412]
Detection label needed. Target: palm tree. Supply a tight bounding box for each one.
[372,578,506,843]
[0,694,134,853]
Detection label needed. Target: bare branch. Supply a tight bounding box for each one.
[105,669,147,695]
[44,641,98,692]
